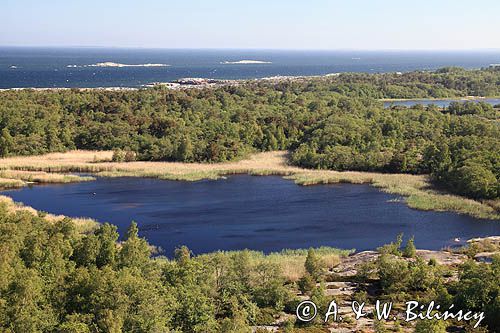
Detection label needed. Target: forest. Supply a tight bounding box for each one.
[0,67,499,200]
[0,67,499,332]
[0,201,498,332]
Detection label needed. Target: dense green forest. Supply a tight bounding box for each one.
[0,67,499,200]
[0,203,498,332]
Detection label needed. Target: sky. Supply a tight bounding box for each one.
[2,0,500,50]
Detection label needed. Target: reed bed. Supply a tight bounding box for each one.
[0,195,98,233]
[0,170,94,184]
[264,247,353,282]
[198,247,352,282]
[0,177,26,189]
[0,150,498,219]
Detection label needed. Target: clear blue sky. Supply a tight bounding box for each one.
[2,0,500,50]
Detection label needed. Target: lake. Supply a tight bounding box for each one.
[2,175,499,255]
[383,98,500,108]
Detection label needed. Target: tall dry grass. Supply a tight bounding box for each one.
[0,177,26,189]
[197,247,352,282]
[0,195,98,233]
[0,170,94,184]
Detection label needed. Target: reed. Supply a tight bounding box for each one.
[198,247,352,282]
[0,170,94,184]
[0,177,26,189]
[0,195,98,233]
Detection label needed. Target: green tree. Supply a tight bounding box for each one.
[454,162,498,199]
[119,222,150,269]
[403,236,417,258]
[0,128,13,157]
[174,245,191,265]
[95,223,119,267]
[304,248,325,281]
[298,273,315,295]
[177,137,194,161]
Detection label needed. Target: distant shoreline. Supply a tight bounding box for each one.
[0,73,340,91]
[380,96,500,102]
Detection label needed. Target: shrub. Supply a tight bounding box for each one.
[112,149,125,162]
[124,150,136,162]
[378,233,403,256]
[402,236,417,258]
[305,248,325,281]
[298,273,315,295]
[414,319,447,333]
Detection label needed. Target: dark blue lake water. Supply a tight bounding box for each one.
[2,175,498,255]
[1,47,500,88]
[384,98,500,108]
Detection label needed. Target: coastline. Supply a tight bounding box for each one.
[1,79,499,103]
[0,72,368,91]
[380,96,500,102]
[0,150,498,220]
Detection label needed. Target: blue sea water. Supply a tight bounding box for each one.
[1,47,500,88]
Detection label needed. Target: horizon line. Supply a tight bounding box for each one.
[2,45,500,52]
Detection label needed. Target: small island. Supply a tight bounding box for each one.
[221,59,272,64]
[67,62,170,68]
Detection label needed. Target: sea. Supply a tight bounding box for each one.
[1,47,500,88]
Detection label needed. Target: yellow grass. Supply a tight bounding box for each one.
[198,247,352,282]
[265,251,345,282]
[0,195,98,233]
[0,150,498,219]
[0,170,94,184]
[0,177,26,189]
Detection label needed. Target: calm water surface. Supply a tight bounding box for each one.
[2,175,498,255]
[384,98,500,108]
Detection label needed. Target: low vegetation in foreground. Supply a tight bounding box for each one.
[0,150,498,219]
[0,200,498,332]
[0,67,499,204]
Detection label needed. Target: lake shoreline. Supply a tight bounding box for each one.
[0,150,498,220]
[1,179,498,256]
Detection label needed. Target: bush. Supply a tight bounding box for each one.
[378,233,403,256]
[377,254,410,293]
[414,319,447,333]
[112,149,125,162]
[453,162,498,199]
[402,236,417,258]
[298,273,315,295]
[255,308,276,325]
[305,248,325,281]
[124,150,136,162]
